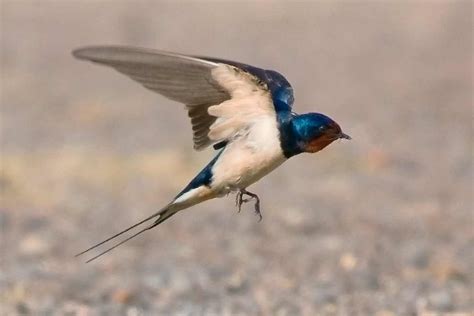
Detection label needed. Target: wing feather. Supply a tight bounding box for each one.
[207,64,275,143]
[73,46,229,149]
[73,46,280,150]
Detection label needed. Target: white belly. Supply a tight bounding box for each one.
[210,117,286,193]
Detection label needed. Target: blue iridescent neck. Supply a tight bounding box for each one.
[277,111,301,158]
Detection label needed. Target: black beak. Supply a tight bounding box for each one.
[339,132,351,140]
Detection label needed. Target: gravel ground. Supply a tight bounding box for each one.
[1,1,472,315]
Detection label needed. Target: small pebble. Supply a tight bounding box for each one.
[226,271,247,293]
[19,234,49,255]
[16,302,29,314]
[112,289,133,304]
[339,253,357,271]
[375,310,396,316]
[428,290,453,312]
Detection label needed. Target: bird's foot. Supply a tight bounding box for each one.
[235,189,262,221]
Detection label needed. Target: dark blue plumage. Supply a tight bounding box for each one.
[277,112,343,158]
[175,150,223,198]
[292,113,339,143]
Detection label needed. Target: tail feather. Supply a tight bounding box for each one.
[76,204,177,263]
[76,184,214,263]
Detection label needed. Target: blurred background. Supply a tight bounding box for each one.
[1,1,472,315]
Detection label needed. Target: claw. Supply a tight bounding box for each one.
[235,189,263,221]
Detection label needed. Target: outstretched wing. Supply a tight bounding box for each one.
[73,46,294,150]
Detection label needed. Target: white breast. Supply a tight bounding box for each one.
[210,115,286,193]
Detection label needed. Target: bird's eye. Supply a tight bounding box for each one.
[319,125,327,132]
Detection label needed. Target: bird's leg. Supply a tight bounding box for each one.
[235,191,242,211]
[235,189,262,221]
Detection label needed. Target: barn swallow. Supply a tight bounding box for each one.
[73,46,351,262]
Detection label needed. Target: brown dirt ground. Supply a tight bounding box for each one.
[1,1,472,315]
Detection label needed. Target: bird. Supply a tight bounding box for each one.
[72,46,351,262]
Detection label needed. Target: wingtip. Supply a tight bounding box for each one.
[70,45,217,67]
[71,45,150,61]
[71,45,121,61]
[71,46,93,60]
[71,46,105,61]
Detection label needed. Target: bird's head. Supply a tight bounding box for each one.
[292,113,351,153]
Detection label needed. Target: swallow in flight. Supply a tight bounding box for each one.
[73,46,351,262]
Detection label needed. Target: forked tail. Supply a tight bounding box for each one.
[76,177,216,263]
[76,204,178,263]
